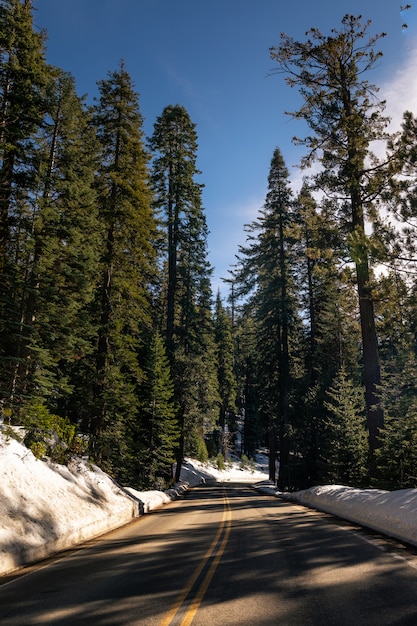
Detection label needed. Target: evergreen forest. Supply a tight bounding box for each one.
[2,2,417,492]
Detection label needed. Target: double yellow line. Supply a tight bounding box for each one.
[160,488,232,626]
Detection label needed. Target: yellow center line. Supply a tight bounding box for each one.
[179,494,232,626]
[159,489,232,626]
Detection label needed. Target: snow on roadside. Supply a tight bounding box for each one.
[124,458,268,513]
[181,456,268,484]
[279,485,417,547]
[0,434,139,575]
[0,435,266,575]
[3,429,417,579]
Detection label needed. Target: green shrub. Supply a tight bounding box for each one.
[216,452,225,470]
[22,402,80,463]
[240,454,249,468]
[240,454,255,473]
[30,441,47,459]
[185,428,209,462]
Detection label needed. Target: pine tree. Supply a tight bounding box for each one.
[214,292,237,456]
[271,15,391,460]
[293,186,362,483]
[149,104,218,479]
[376,403,417,489]
[372,272,417,487]
[174,273,219,468]
[39,72,101,416]
[149,105,203,354]
[323,367,368,485]
[0,0,50,408]
[386,111,417,275]
[0,0,48,274]
[377,356,417,489]
[234,147,301,486]
[233,309,260,459]
[133,331,178,489]
[3,70,100,410]
[90,63,157,470]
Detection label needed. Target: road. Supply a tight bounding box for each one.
[1,482,417,625]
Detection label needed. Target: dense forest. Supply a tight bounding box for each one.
[2,2,417,492]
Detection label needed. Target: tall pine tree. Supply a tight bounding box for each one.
[293,186,362,484]
[149,104,218,480]
[0,0,49,408]
[5,71,100,409]
[0,0,48,274]
[89,63,157,471]
[271,15,391,461]
[214,292,237,456]
[234,148,300,486]
[133,330,179,489]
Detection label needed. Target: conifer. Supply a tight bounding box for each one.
[149,105,218,479]
[271,15,391,458]
[90,64,156,470]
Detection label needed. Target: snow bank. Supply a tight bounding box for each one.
[0,434,139,574]
[0,434,267,576]
[124,488,173,513]
[281,485,417,547]
[124,458,268,513]
[14,427,417,580]
[181,457,268,484]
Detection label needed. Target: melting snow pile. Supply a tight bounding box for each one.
[282,485,417,547]
[3,429,417,579]
[0,434,139,574]
[0,434,266,575]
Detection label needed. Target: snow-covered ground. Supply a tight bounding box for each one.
[0,433,267,576]
[2,431,417,578]
[278,484,417,548]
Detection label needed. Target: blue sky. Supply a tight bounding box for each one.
[33,1,417,297]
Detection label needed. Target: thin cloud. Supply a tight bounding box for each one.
[381,42,417,132]
[230,195,264,220]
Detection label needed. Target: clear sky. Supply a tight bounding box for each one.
[32,0,417,297]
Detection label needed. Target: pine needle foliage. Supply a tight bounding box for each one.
[323,367,368,485]
[89,63,157,470]
[271,15,391,456]
[132,331,179,489]
[149,105,218,479]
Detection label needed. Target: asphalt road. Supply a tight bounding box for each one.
[1,482,417,625]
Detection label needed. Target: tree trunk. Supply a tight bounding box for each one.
[268,419,277,483]
[350,179,383,457]
[356,259,383,454]
[0,151,14,276]
[174,406,185,483]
